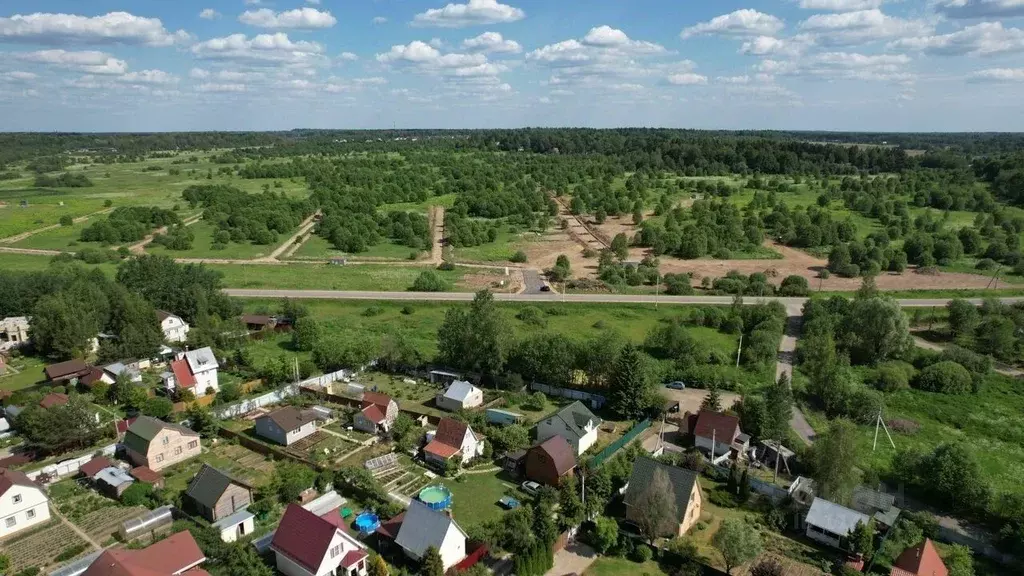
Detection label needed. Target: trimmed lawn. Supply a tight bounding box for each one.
[585,557,669,576]
[441,470,522,528]
[0,355,48,391]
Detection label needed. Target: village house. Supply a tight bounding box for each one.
[162,346,219,397]
[353,391,398,434]
[255,407,319,446]
[80,530,207,576]
[270,503,369,576]
[804,497,871,550]
[241,314,277,333]
[394,499,468,571]
[157,310,190,343]
[0,467,51,538]
[43,358,91,384]
[435,380,483,412]
[186,464,254,542]
[0,316,30,351]
[80,366,116,388]
[891,539,948,576]
[424,417,485,467]
[536,401,602,456]
[624,456,704,537]
[524,435,576,487]
[687,410,749,460]
[852,485,902,530]
[123,416,202,472]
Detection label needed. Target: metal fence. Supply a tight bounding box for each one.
[586,418,651,469]
[213,369,349,419]
[529,382,606,409]
[27,443,117,482]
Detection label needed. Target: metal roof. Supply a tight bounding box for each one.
[805,497,870,537]
[95,467,134,488]
[395,499,467,559]
[184,347,219,373]
[211,508,255,531]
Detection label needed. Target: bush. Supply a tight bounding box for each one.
[15,568,40,576]
[362,306,384,317]
[59,215,74,227]
[914,361,972,394]
[632,544,653,563]
[522,392,546,411]
[411,270,450,292]
[975,258,998,271]
[778,275,809,296]
[872,362,914,392]
[709,489,738,508]
[515,307,547,327]
[510,250,528,263]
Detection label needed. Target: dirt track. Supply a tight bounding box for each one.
[0,208,114,244]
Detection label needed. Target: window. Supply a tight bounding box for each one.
[330,545,341,559]
[162,436,170,445]
[26,509,35,520]
[5,517,15,528]
[12,495,22,505]
[155,454,164,463]
[188,440,198,449]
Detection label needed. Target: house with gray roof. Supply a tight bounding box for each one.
[624,456,703,537]
[185,464,253,541]
[435,380,483,412]
[394,499,468,571]
[852,485,901,529]
[805,497,870,550]
[536,401,602,456]
[123,415,201,472]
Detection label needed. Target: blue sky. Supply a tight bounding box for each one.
[1,0,1023,131]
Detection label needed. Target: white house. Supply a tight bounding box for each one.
[163,346,219,397]
[254,407,319,446]
[536,401,602,456]
[0,467,51,538]
[424,418,485,467]
[157,311,190,344]
[435,380,484,412]
[395,499,468,571]
[687,411,746,460]
[271,503,368,576]
[353,392,399,434]
[804,497,870,550]
[0,316,30,352]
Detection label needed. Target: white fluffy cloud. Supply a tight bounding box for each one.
[239,8,337,29]
[935,0,1024,19]
[412,0,525,28]
[118,70,178,85]
[667,73,708,85]
[339,52,359,61]
[462,31,522,54]
[195,83,247,93]
[582,25,666,54]
[13,49,128,74]
[968,67,1024,81]
[372,17,388,25]
[759,51,912,81]
[681,9,784,39]
[199,9,219,20]
[0,71,37,82]
[376,41,505,79]
[798,0,882,9]
[739,35,813,56]
[0,12,189,47]
[528,26,676,86]
[890,22,1024,56]
[799,10,932,45]
[191,33,326,66]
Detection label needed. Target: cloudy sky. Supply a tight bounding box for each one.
[1,0,1023,132]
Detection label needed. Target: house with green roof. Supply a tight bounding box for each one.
[123,415,201,472]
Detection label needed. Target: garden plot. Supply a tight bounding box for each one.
[0,521,91,573]
[162,442,275,495]
[47,479,150,543]
[78,505,148,543]
[284,430,349,462]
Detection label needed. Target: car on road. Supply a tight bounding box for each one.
[539,284,551,292]
[666,381,686,390]
[520,481,541,495]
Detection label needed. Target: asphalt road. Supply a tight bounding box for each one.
[520,270,548,294]
[223,289,1024,307]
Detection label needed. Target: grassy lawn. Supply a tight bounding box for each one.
[381,193,457,212]
[803,371,1024,497]
[441,470,522,528]
[9,219,94,250]
[452,227,522,262]
[146,220,278,260]
[0,354,47,391]
[213,263,465,291]
[291,234,425,261]
[162,442,276,495]
[584,557,669,576]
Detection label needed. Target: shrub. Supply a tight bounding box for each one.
[401,306,415,315]
[582,247,598,258]
[778,275,809,296]
[975,258,998,270]
[15,568,41,576]
[914,361,972,394]
[59,215,74,226]
[819,269,830,279]
[632,544,653,563]
[872,362,914,392]
[55,544,88,562]
[522,392,546,411]
[437,261,456,271]
[411,270,450,292]
[515,307,547,327]
[510,250,528,263]
[362,306,385,317]
[708,489,738,508]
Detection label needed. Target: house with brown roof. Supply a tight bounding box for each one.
[525,435,576,487]
[81,529,208,576]
[185,464,253,523]
[80,366,116,388]
[891,539,948,576]
[43,358,91,383]
[255,407,319,446]
[79,456,115,480]
[270,503,369,576]
[424,418,484,467]
[39,392,69,409]
[353,391,398,434]
[686,410,748,459]
[0,467,50,538]
[123,415,201,472]
[241,314,277,332]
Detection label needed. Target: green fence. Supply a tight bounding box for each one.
[586,418,651,469]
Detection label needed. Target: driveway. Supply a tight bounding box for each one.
[545,543,597,576]
[521,269,548,294]
[660,387,741,414]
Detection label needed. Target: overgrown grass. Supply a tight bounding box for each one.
[146,220,277,260]
[213,263,466,291]
[290,234,425,261]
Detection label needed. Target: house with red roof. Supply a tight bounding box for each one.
[161,347,219,398]
[353,391,398,434]
[79,455,115,480]
[81,530,208,576]
[270,503,368,576]
[891,539,948,576]
[424,418,484,467]
[0,467,51,538]
[686,410,749,459]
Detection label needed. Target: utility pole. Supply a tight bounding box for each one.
[655,272,661,309]
[773,435,782,484]
[872,408,896,452]
[735,333,743,368]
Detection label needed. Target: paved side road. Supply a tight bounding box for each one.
[545,543,597,576]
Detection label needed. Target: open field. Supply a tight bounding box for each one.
[212,263,496,291]
[290,233,425,261]
[146,220,278,260]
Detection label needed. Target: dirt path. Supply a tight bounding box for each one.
[0,246,63,256]
[429,205,445,265]
[127,214,202,254]
[262,211,320,262]
[551,194,609,251]
[912,334,1023,377]
[545,543,597,576]
[50,504,101,551]
[0,208,114,245]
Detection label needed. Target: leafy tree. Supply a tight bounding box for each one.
[15,397,103,454]
[919,443,990,513]
[946,300,979,343]
[778,275,809,296]
[116,255,239,324]
[735,396,767,441]
[749,558,785,576]
[590,516,620,554]
[390,412,418,452]
[368,555,389,576]
[810,419,859,503]
[436,290,511,382]
[609,344,653,420]
[712,519,762,575]
[143,397,174,420]
[412,270,451,292]
[270,460,316,503]
[846,297,913,364]
[738,468,751,503]
[943,544,975,576]
[877,519,923,566]
[312,335,378,372]
[421,546,444,576]
[558,476,585,530]
[763,373,793,441]
[849,520,875,560]
[976,315,1016,362]
[633,468,679,542]
[486,423,530,454]
[290,317,321,351]
[914,361,972,394]
[701,382,723,412]
[30,292,102,360]
[120,482,156,507]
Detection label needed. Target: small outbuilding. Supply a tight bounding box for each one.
[435,380,484,412]
[805,497,870,550]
